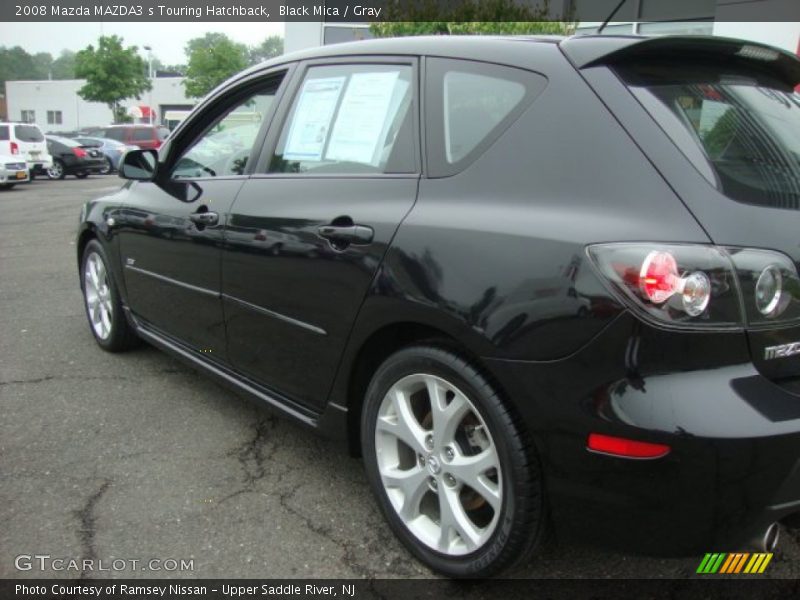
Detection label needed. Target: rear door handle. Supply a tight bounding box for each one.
[317,224,374,245]
[189,211,219,226]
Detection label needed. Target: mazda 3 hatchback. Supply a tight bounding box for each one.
[76,35,800,577]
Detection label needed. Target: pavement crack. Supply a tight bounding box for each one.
[217,416,278,504]
[74,479,111,580]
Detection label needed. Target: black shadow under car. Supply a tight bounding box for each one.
[76,35,800,577]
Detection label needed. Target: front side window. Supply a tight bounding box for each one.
[426,58,547,177]
[621,61,800,209]
[270,63,415,175]
[104,128,125,142]
[171,75,283,179]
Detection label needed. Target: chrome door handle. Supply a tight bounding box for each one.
[189,211,219,226]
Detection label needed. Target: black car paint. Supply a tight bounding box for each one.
[47,136,106,176]
[77,35,800,554]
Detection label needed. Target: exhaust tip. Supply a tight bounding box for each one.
[752,522,780,553]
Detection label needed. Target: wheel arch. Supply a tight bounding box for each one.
[335,313,516,458]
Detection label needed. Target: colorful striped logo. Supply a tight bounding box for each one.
[696,552,773,574]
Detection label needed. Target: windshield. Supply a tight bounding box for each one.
[622,62,800,210]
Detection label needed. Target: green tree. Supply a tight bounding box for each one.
[75,36,151,123]
[31,52,53,79]
[183,33,248,98]
[51,50,77,79]
[0,46,37,85]
[248,35,284,65]
[371,0,575,37]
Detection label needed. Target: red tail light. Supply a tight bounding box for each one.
[10,141,19,155]
[587,433,670,459]
[73,147,87,158]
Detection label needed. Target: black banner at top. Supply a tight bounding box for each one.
[1,0,799,22]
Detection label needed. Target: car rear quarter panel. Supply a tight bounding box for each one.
[345,42,709,367]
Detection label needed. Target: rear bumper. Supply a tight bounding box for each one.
[486,312,800,554]
[0,167,30,184]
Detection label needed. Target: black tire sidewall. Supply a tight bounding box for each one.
[361,345,542,577]
[80,240,132,351]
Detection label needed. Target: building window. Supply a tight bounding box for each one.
[47,110,63,125]
[21,110,35,123]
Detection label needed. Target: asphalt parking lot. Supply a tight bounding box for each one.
[2,175,800,581]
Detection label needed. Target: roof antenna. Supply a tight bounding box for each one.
[597,0,628,34]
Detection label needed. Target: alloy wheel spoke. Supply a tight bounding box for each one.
[438,486,482,552]
[427,376,470,448]
[449,448,498,488]
[377,387,427,453]
[382,465,429,520]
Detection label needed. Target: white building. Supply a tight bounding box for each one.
[6,77,194,132]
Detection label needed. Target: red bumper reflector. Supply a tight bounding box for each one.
[587,433,670,459]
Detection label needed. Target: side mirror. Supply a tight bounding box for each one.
[119,149,158,181]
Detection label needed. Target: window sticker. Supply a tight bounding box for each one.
[283,76,345,162]
[326,71,403,165]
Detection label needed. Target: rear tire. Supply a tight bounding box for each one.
[47,160,65,180]
[75,171,90,179]
[361,345,545,577]
[0,183,15,190]
[80,239,139,352]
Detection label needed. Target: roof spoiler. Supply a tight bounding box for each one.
[560,35,800,85]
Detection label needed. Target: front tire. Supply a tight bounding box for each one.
[47,160,65,180]
[361,345,544,577]
[99,157,113,175]
[75,171,89,179]
[80,239,138,352]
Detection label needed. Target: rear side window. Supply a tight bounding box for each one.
[14,125,44,142]
[426,58,547,177]
[0,126,8,141]
[270,63,416,175]
[132,128,153,141]
[620,61,800,210]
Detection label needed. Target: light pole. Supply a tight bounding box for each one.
[143,45,154,125]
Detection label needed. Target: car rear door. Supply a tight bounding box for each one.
[221,56,420,410]
[117,66,292,359]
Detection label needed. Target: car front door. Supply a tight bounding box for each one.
[117,67,290,358]
[221,57,420,410]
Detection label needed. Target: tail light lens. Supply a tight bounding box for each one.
[588,243,800,329]
[73,147,87,158]
[10,141,19,155]
[727,248,800,326]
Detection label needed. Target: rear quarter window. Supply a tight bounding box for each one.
[425,58,547,178]
[0,126,9,141]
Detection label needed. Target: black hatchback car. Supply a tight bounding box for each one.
[46,135,106,179]
[76,35,800,577]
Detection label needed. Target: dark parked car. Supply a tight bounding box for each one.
[85,124,170,151]
[76,35,800,577]
[73,136,138,174]
[46,136,106,179]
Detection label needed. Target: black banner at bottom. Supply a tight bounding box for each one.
[1,579,799,600]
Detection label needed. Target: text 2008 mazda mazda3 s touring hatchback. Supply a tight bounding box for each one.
[76,35,800,576]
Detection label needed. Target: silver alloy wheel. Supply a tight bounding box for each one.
[83,252,113,340]
[375,373,502,556]
[47,161,63,179]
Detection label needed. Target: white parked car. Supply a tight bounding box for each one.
[0,153,29,189]
[0,122,53,178]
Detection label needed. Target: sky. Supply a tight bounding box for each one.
[0,21,285,65]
